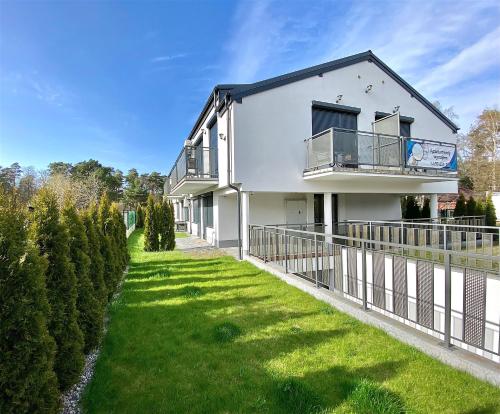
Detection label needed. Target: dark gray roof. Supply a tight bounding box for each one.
[227,50,459,132]
[187,50,458,140]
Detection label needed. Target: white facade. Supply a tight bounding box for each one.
[166,52,459,251]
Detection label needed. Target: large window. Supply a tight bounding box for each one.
[208,120,218,177]
[193,198,201,224]
[203,194,213,228]
[311,103,359,135]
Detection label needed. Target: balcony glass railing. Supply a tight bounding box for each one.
[305,128,457,175]
[168,146,218,192]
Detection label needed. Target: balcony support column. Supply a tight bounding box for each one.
[430,194,438,219]
[324,193,333,234]
[241,191,250,256]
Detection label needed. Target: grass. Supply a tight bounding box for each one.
[83,230,500,413]
[175,232,188,238]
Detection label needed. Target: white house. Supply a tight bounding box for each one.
[165,51,459,257]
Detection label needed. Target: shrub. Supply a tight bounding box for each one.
[97,195,117,297]
[476,199,485,216]
[29,188,84,391]
[158,199,175,251]
[110,203,129,271]
[466,196,477,217]
[454,193,466,217]
[156,200,165,250]
[62,202,103,353]
[484,195,497,227]
[0,190,60,413]
[144,194,159,251]
[136,204,144,228]
[166,200,176,250]
[82,208,108,307]
[421,198,430,219]
[404,196,420,219]
[348,379,405,414]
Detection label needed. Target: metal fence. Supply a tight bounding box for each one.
[335,220,499,272]
[123,210,136,238]
[248,224,500,363]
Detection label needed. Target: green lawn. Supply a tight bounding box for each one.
[83,230,500,413]
[175,231,188,238]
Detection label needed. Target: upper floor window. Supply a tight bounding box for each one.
[311,101,360,135]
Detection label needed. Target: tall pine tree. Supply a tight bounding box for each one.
[144,194,159,251]
[0,189,60,413]
[29,188,84,391]
[62,202,103,353]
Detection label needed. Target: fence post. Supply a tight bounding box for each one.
[263,227,268,263]
[284,229,288,274]
[444,251,452,348]
[443,224,448,251]
[362,241,368,310]
[314,233,319,288]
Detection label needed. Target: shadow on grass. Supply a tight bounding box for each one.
[85,235,426,413]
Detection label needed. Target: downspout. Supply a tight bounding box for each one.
[225,95,243,259]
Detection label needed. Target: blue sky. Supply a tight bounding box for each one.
[1,0,499,175]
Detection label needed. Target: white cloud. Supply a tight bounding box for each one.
[415,26,500,94]
[150,54,187,63]
[221,0,500,131]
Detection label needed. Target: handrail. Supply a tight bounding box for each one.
[248,224,500,261]
[340,219,498,231]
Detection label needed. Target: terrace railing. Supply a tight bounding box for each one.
[305,128,457,176]
[168,145,218,192]
[248,224,500,363]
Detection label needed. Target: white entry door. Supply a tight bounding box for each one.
[285,200,307,225]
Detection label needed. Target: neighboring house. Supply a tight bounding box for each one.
[165,51,459,255]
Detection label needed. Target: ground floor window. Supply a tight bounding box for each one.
[203,194,213,228]
[193,198,201,224]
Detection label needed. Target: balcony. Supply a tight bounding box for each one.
[167,146,218,196]
[304,128,458,183]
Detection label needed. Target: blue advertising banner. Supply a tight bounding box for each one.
[406,139,457,171]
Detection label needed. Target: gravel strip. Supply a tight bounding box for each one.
[61,267,128,414]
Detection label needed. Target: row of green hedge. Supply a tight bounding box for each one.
[0,188,129,413]
[143,195,175,252]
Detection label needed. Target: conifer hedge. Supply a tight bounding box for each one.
[97,195,118,297]
[1,186,130,412]
[29,188,84,391]
[82,209,108,307]
[144,194,159,251]
[0,190,60,413]
[62,203,103,353]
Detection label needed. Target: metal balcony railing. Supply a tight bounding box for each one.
[305,128,458,176]
[167,146,218,193]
